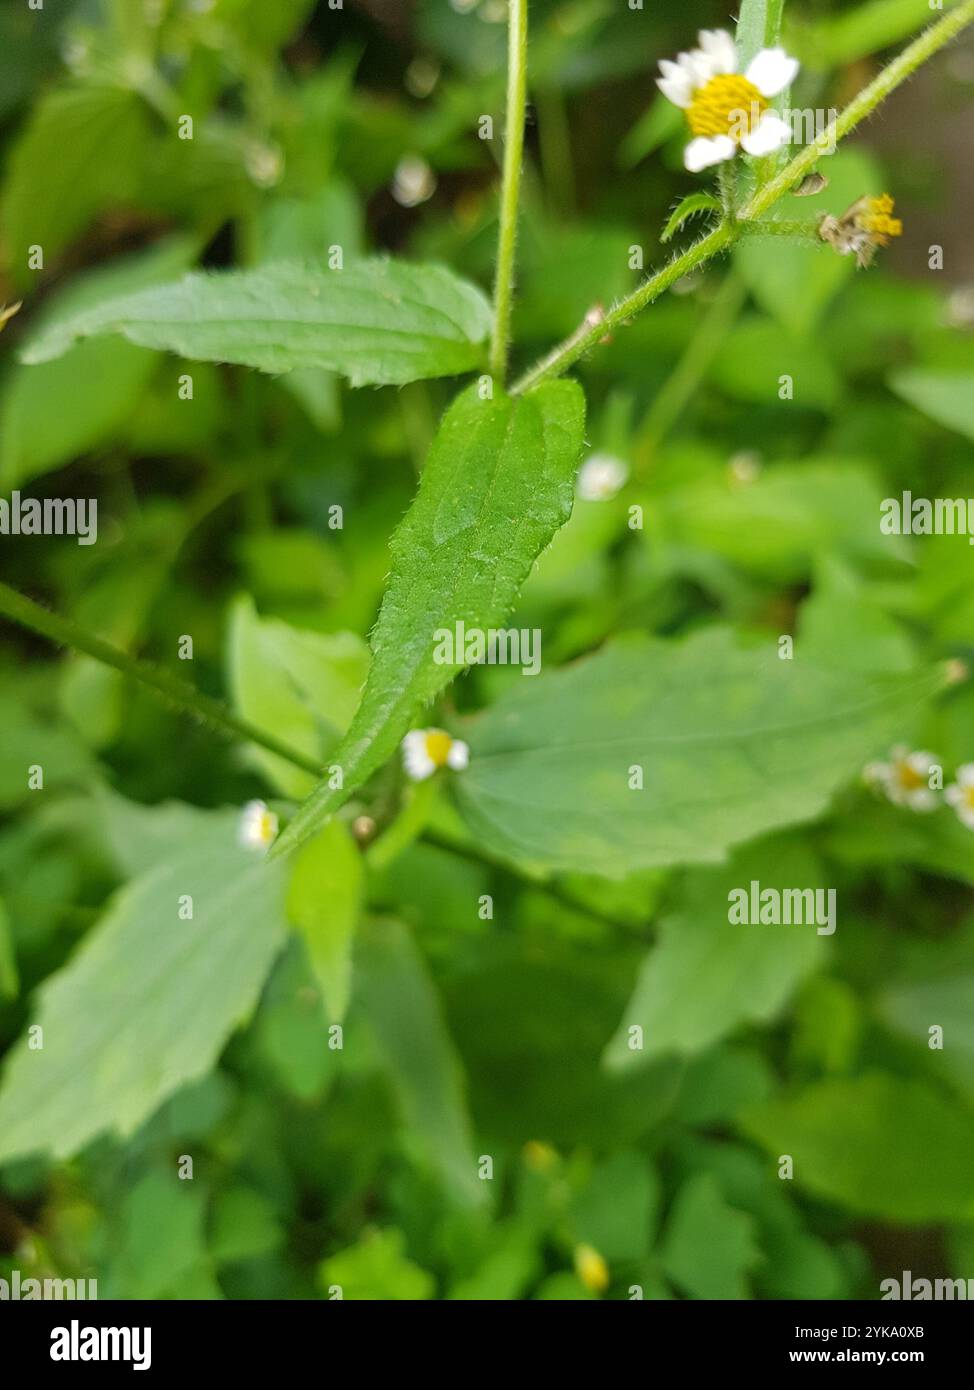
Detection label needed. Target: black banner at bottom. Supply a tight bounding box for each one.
[1,1297,970,1374]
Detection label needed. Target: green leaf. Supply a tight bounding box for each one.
[227,596,370,799]
[660,193,723,244]
[3,85,148,287]
[798,556,916,673]
[888,369,974,443]
[286,819,363,1022]
[318,1228,434,1301]
[0,898,18,1000]
[355,918,482,1206]
[654,461,903,583]
[272,379,586,858]
[740,1075,974,1222]
[878,920,974,1101]
[21,259,494,389]
[452,628,944,878]
[711,318,840,408]
[604,836,826,1070]
[808,0,966,67]
[0,814,288,1163]
[660,1173,760,1299]
[0,235,199,490]
[736,0,786,66]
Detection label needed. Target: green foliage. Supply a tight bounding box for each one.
[741,1075,974,1222]
[275,379,586,856]
[2,0,973,1304]
[0,813,288,1163]
[454,629,942,877]
[22,260,494,388]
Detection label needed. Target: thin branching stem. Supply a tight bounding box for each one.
[511,1,974,394]
[489,0,529,382]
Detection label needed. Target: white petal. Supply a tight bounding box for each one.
[946,784,963,807]
[656,61,693,108]
[402,731,435,780]
[960,804,974,831]
[745,47,800,98]
[677,48,713,86]
[447,739,470,771]
[908,789,938,814]
[697,29,737,74]
[740,111,792,156]
[684,134,735,172]
[957,763,974,788]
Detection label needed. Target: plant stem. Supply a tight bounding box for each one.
[737,218,822,242]
[511,1,974,394]
[511,222,735,394]
[489,0,528,383]
[743,0,974,220]
[0,581,322,776]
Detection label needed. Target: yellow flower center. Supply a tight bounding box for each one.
[687,74,766,140]
[895,760,925,792]
[862,194,903,243]
[424,730,454,768]
[964,785,974,811]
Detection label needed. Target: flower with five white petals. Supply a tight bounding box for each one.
[239,799,279,851]
[576,453,629,502]
[656,29,799,173]
[863,746,940,813]
[945,764,974,830]
[402,728,469,782]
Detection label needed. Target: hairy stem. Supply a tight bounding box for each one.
[511,1,974,394]
[489,0,529,382]
[0,581,322,776]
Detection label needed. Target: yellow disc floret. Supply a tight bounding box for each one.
[424,730,454,768]
[687,74,766,139]
[861,193,903,244]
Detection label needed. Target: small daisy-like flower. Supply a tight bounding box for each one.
[945,764,974,830]
[863,745,940,813]
[239,799,279,851]
[401,728,469,781]
[574,1243,610,1295]
[819,194,903,269]
[576,452,629,501]
[391,155,436,208]
[656,29,799,172]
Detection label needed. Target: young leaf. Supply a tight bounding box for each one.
[272,379,586,858]
[740,1075,974,1222]
[660,193,723,244]
[452,628,945,878]
[0,815,288,1163]
[286,819,363,1022]
[20,259,494,389]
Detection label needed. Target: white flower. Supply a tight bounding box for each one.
[945,763,974,830]
[402,728,470,781]
[576,452,629,501]
[656,29,799,172]
[392,155,436,208]
[239,799,279,851]
[863,745,940,813]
